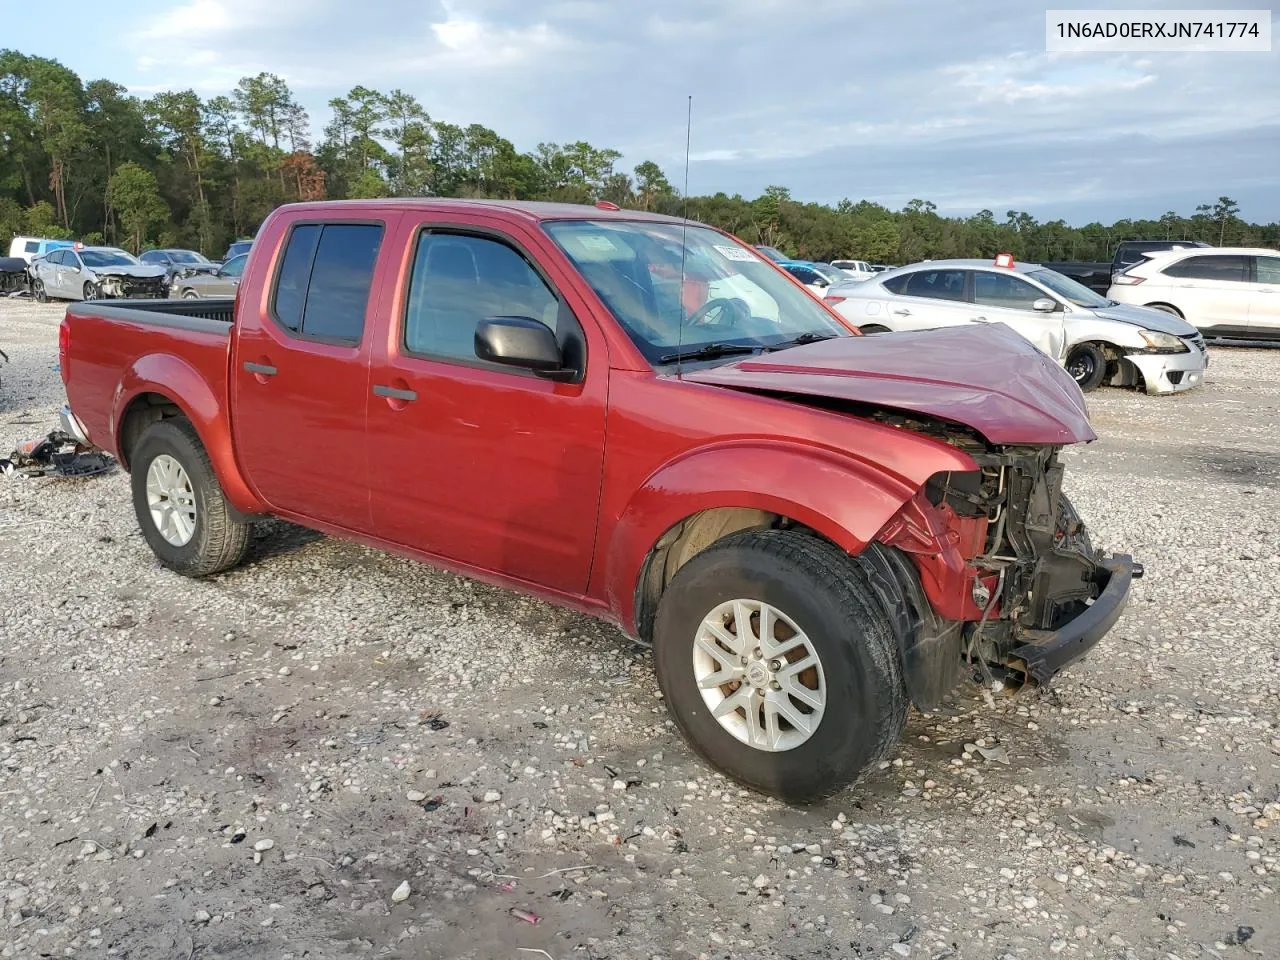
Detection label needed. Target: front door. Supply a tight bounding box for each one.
[970,269,1067,361]
[366,219,608,596]
[229,219,386,531]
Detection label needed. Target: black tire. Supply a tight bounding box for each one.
[33,278,47,302]
[1145,302,1184,320]
[1065,342,1107,392]
[83,281,100,301]
[652,528,908,804]
[859,324,891,334]
[130,418,251,577]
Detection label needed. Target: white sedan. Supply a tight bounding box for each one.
[1107,246,1279,341]
[823,258,1208,394]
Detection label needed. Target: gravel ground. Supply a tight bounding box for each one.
[2,298,1278,960]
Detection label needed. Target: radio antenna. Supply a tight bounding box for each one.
[676,94,692,381]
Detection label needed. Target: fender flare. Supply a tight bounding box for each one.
[602,438,977,633]
[112,353,262,515]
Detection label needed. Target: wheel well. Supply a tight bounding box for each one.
[118,393,185,470]
[632,507,819,645]
[1143,302,1184,319]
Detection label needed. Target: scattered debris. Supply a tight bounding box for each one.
[509,907,540,925]
[391,880,411,903]
[1,430,114,479]
[1227,926,1255,946]
[1172,835,1196,848]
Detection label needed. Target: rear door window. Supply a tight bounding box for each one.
[1163,255,1248,282]
[1252,256,1280,284]
[271,222,383,341]
[901,269,967,301]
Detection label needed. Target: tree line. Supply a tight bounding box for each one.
[3,49,1276,263]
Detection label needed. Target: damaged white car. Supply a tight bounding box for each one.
[31,245,168,302]
[823,257,1208,394]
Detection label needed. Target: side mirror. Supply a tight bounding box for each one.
[814,277,829,288]
[1032,297,1058,313]
[475,317,573,380]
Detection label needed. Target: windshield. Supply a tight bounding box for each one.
[545,220,847,364]
[1028,268,1109,308]
[81,249,138,267]
[170,250,209,264]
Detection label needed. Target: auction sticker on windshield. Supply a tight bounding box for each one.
[715,245,759,262]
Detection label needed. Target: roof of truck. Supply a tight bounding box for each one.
[275,198,689,225]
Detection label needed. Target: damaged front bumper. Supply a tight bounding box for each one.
[1006,553,1143,684]
[1118,346,1207,395]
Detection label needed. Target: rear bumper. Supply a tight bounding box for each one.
[59,404,91,446]
[1006,554,1143,684]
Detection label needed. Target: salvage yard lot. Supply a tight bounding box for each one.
[2,299,1278,960]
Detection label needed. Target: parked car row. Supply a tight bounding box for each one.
[4,236,255,303]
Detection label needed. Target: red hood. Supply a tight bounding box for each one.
[681,323,1095,445]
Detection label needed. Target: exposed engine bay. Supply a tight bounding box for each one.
[93,271,169,299]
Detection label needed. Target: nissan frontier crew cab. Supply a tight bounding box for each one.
[58,199,1141,803]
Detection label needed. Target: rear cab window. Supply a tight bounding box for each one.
[271,222,383,342]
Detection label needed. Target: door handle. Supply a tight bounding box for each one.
[892,308,911,316]
[243,362,277,376]
[373,384,417,401]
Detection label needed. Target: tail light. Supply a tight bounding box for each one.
[823,295,847,306]
[58,316,70,381]
[1111,274,1145,285]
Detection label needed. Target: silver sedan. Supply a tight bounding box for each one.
[824,258,1208,394]
[31,246,168,301]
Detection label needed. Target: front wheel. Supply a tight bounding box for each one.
[652,529,908,803]
[83,281,101,301]
[130,418,251,577]
[33,278,47,302]
[1065,342,1107,392]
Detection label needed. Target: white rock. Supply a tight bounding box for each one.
[391,880,411,903]
[752,874,770,889]
[483,790,502,803]
[253,839,274,852]
[891,944,912,957]
[406,790,427,802]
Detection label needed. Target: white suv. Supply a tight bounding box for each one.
[1107,247,1280,340]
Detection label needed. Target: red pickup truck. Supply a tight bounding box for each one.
[58,199,1140,802]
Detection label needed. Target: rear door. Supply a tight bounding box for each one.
[1249,254,1280,336]
[230,217,388,531]
[365,214,608,595]
[970,269,1066,360]
[1160,254,1252,334]
[880,267,972,331]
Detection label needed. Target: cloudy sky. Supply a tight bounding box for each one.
[8,0,1278,224]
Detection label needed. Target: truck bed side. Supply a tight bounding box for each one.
[60,298,259,511]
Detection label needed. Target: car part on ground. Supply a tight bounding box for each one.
[0,429,115,479]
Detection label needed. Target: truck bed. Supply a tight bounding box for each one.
[61,298,236,462]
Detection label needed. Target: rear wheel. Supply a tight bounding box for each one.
[181,289,199,299]
[130,418,250,577]
[1066,342,1107,392]
[652,528,908,803]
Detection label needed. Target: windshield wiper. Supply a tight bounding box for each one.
[659,343,761,364]
[764,332,839,351]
